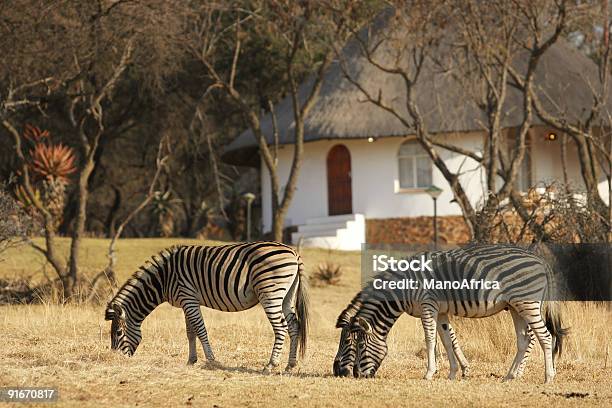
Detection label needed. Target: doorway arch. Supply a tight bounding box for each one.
[326,144,353,215]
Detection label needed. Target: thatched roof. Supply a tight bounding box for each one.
[222,11,612,167]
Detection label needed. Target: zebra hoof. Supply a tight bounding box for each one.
[284,363,298,373]
[262,366,273,375]
[186,357,197,365]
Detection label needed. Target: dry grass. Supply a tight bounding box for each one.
[1,238,611,407]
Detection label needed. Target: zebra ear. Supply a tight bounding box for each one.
[104,304,115,321]
[336,297,362,328]
[336,312,352,328]
[111,303,127,321]
[355,317,372,334]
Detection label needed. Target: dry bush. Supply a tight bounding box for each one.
[474,182,609,244]
[312,261,344,287]
[0,277,56,305]
[0,185,36,257]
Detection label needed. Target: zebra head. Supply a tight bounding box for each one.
[334,297,366,377]
[333,316,358,377]
[105,302,142,356]
[352,316,388,378]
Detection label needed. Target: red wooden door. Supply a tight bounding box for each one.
[327,144,353,215]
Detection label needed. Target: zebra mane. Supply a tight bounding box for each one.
[109,245,183,307]
[132,245,180,279]
[336,291,365,328]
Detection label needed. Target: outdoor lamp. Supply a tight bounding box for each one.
[243,192,256,241]
[425,185,443,249]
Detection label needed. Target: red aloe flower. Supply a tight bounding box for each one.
[23,124,50,144]
[29,143,77,182]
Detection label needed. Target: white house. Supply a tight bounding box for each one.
[223,14,611,250]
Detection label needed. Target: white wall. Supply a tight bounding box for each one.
[529,126,609,204]
[260,130,611,233]
[260,134,484,232]
[260,141,329,231]
[530,127,580,185]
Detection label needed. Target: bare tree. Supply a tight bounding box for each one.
[506,1,612,242]
[86,135,171,302]
[187,1,346,242]
[333,0,592,242]
[1,0,185,298]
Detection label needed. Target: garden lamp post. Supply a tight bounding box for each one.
[425,185,443,250]
[243,192,256,241]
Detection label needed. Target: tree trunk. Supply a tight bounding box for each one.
[105,185,122,238]
[67,158,95,297]
[272,211,284,243]
[270,172,283,242]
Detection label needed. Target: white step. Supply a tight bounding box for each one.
[305,214,363,225]
[297,221,350,234]
[293,228,345,239]
[293,227,347,240]
[292,213,365,251]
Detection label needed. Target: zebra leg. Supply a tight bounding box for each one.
[182,303,216,362]
[449,326,470,378]
[261,298,288,374]
[511,301,556,383]
[282,274,301,372]
[421,305,439,380]
[437,315,469,379]
[515,330,535,378]
[185,315,198,365]
[437,315,459,380]
[504,308,531,381]
[284,312,299,372]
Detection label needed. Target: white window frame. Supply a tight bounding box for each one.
[395,140,432,192]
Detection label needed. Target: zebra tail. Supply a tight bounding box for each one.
[544,301,570,360]
[296,256,310,359]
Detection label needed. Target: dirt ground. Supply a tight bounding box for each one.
[1,239,611,407]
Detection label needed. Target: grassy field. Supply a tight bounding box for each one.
[1,238,611,407]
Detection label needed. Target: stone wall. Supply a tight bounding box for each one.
[366,216,471,245]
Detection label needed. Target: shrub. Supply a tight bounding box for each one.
[13,125,77,229]
[312,261,343,286]
[0,186,36,257]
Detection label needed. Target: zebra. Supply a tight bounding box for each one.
[333,291,471,380]
[334,290,535,380]
[104,242,309,373]
[333,244,568,383]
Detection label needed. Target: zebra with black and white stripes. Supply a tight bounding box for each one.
[104,242,309,373]
[333,244,568,383]
[333,291,470,380]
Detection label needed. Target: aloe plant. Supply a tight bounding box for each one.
[22,124,50,144]
[15,125,77,229]
[29,143,76,182]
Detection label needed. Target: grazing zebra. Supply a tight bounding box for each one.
[334,245,568,383]
[104,242,309,373]
[334,290,535,380]
[333,292,470,380]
